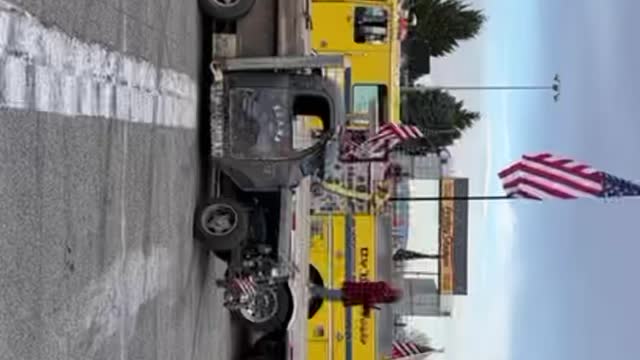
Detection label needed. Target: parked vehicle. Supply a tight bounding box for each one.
[194,1,348,357]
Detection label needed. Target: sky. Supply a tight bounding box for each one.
[405,1,640,360]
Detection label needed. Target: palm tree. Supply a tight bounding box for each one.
[398,89,480,151]
[412,0,486,57]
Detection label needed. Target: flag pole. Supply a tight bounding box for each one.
[389,195,512,202]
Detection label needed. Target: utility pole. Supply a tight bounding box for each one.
[401,74,562,102]
[401,271,439,277]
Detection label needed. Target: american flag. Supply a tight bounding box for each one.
[339,124,423,160]
[340,129,364,155]
[498,152,640,200]
[362,123,423,155]
[230,276,257,297]
[391,340,435,359]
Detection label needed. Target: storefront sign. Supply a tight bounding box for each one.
[439,179,455,294]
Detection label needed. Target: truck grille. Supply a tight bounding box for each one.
[210,78,225,158]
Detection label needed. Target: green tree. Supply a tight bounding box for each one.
[402,37,431,84]
[412,0,486,57]
[398,89,480,151]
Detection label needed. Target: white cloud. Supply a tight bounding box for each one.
[481,209,517,360]
[493,201,517,264]
[408,2,521,356]
[444,201,517,360]
[499,92,513,156]
[413,200,518,360]
[482,117,493,218]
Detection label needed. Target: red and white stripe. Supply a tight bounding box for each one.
[336,126,364,157]
[341,135,363,154]
[392,340,425,358]
[232,276,257,297]
[361,123,423,154]
[498,153,604,200]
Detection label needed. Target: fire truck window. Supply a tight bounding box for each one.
[354,6,389,44]
[352,84,388,124]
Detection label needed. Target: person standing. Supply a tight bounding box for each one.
[310,279,402,317]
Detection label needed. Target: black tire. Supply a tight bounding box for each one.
[252,207,268,244]
[235,284,291,333]
[308,265,324,319]
[199,0,256,20]
[194,197,249,252]
[250,332,285,360]
[213,206,266,262]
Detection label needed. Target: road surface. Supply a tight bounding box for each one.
[0,0,236,359]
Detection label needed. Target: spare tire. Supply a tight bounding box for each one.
[194,197,249,252]
[199,0,256,20]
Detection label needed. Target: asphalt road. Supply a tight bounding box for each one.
[0,0,236,359]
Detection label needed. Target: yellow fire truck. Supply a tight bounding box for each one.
[307,1,403,360]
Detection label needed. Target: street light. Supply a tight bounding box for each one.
[402,74,562,102]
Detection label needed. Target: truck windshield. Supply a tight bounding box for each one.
[229,89,333,160]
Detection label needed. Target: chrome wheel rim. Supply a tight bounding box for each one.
[201,203,238,236]
[240,288,278,324]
